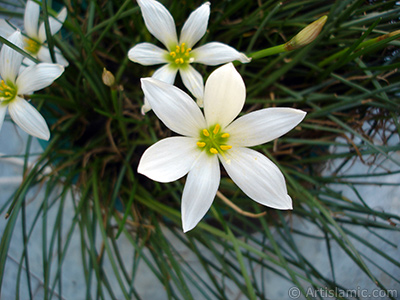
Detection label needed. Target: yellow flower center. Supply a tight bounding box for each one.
[197,124,232,159]
[24,37,41,55]
[0,80,17,103]
[168,43,192,66]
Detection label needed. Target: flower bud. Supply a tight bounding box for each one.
[102,68,115,87]
[285,15,327,51]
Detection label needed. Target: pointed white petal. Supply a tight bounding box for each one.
[20,57,36,74]
[0,19,17,39]
[137,0,178,50]
[191,42,251,65]
[37,45,69,66]
[227,108,306,147]
[0,31,24,83]
[128,43,168,65]
[138,136,200,182]
[179,65,204,101]
[17,63,64,95]
[0,103,7,132]
[221,147,292,210]
[179,2,210,49]
[38,7,68,42]
[182,152,219,232]
[8,96,50,140]
[140,64,178,114]
[141,77,206,136]
[152,64,178,84]
[203,63,245,129]
[24,0,40,39]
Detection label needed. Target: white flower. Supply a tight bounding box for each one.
[0,0,68,66]
[0,31,64,140]
[137,63,306,232]
[128,0,251,114]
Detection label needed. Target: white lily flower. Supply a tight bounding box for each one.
[0,0,68,66]
[138,63,306,232]
[0,31,64,140]
[128,0,251,114]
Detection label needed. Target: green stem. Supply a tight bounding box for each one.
[249,44,286,60]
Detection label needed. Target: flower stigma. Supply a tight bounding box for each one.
[197,124,232,162]
[24,37,41,55]
[168,43,193,66]
[0,80,17,103]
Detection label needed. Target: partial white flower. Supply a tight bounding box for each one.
[0,31,64,140]
[138,63,306,232]
[0,0,68,66]
[128,0,251,113]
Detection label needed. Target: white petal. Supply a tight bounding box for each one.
[8,96,50,140]
[221,147,292,210]
[20,57,36,74]
[0,103,7,132]
[0,19,17,39]
[226,108,307,147]
[141,64,178,114]
[0,31,24,83]
[141,77,206,136]
[179,2,210,49]
[38,7,68,42]
[152,63,178,84]
[128,43,168,65]
[138,136,200,182]
[16,63,64,95]
[179,65,204,102]
[182,151,219,232]
[24,0,40,39]
[137,0,178,50]
[37,45,69,66]
[203,63,245,129]
[191,42,251,65]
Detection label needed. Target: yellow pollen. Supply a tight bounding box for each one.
[220,145,232,150]
[168,43,192,65]
[213,124,220,134]
[197,142,206,148]
[221,133,230,138]
[24,38,41,54]
[0,80,16,102]
[210,148,218,154]
[203,129,210,137]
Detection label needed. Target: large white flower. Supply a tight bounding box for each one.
[0,31,64,140]
[128,0,251,114]
[0,0,68,66]
[138,63,306,232]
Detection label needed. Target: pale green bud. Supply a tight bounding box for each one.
[285,16,328,51]
[102,68,115,87]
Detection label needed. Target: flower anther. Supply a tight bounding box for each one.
[168,43,193,66]
[0,80,17,103]
[197,124,232,159]
[24,37,41,55]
